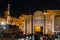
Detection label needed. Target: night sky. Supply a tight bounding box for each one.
[0,0,60,17]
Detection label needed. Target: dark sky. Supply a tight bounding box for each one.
[0,0,60,17]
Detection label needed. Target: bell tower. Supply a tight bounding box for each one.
[4,3,10,24]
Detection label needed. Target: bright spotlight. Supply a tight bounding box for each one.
[1,22,5,25]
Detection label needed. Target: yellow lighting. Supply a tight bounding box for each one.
[34,26,41,32]
[44,12,47,14]
[19,16,24,20]
[18,22,24,27]
[19,16,24,27]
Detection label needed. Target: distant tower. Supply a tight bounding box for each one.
[4,3,10,24]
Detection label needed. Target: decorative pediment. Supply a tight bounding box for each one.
[34,11,43,16]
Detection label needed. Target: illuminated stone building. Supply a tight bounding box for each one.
[0,3,60,35]
[0,3,19,26]
[33,11,44,34]
[21,11,44,34]
[21,15,32,34]
[0,17,6,23]
[44,10,60,35]
[0,3,10,24]
[0,3,24,33]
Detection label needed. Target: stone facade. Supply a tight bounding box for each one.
[45,10,60,35]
